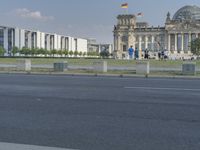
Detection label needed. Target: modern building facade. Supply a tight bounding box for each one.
[113,5,200,59]
[0,26,88,56]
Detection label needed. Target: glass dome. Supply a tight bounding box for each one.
[172,5,200,21]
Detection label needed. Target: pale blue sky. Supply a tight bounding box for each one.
[0,0,200,43]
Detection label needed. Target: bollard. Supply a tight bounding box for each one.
[17,59,31,71]
[136,61,149,75]
[182,62,196,75]
[54,61,68,72]
[93,61,107,73]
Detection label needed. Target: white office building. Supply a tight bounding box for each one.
[0,25,88,56]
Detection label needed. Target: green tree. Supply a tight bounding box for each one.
[100,50,110,58]
[69,50,73,56]
[50,49,57,57]
[63,49,69,57]
[44,49,50,57]
[83,52,86,57]
[74,50,78,57]
[0,46,5,56]
[191,38,200,55]
[79,51,82,57]
[37,48,45,56]
[31,48,39,56]
[57,50,63,57]
[11,46,19,56]
[64,49,68,57]
[19,47,25,55]
[20,47,31,56]
[87,52,92,56]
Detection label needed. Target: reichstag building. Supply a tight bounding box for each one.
[113,5,200,59]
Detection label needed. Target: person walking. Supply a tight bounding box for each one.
[158,51,161,60]
[135,47,139,59]
[128,46,134,59]
[144,49,149,59]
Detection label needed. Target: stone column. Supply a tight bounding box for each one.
[128,33,135,50]
[65,37,68,50]
[3,28,8,54]
[62,37,65,50]
[145,36,148,49]
[139,36,142,51]
[117,35,121,50]
[196,33,198,39]
[47,35,50,50]
[174,33,177,52]
[181,33,184,51]
[151,35,154,51]
[98,44,101,53]
[11,29,14,47]
[188,33,191,43]
[117,34,122,58]
[188,32,191,54]
[114,35,117,52]
[51,36,54,50]
[10,29,15,56]
[33,33,37,48]
[28,32,32,49]
[181,33,184,53]
[168,34,171,51]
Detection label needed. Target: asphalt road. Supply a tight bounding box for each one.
[0,74,200,150]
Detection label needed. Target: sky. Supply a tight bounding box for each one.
[0,0,200,43]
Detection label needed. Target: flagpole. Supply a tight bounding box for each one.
[121,3,128,14]
[136,13,144,21]
[124,8,128,14]
[126,8,128,14]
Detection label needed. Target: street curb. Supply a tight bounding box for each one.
[1,71,200,79]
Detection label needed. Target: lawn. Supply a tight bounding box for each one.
[0,58,197,68]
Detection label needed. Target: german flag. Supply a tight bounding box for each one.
[121,3,128,9]
[137,12,144,17]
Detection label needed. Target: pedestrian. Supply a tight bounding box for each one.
[128,46,134,59]
[144,49,149,59]
[158,51,161,60]
[135,47,139,59]
[161,50,164,60]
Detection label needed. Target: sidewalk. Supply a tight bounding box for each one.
[0,70,200,79]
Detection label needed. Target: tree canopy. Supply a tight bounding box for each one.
[0,46,5,56]
[191,38,200,55]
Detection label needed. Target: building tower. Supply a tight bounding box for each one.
[165,12,171,24]
[113,14,136,59]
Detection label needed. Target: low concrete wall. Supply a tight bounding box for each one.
[136,61,150,75]
[54,61,68,72]
[93,61,107,73]
[182,62,196,75]
[17,59,31,71]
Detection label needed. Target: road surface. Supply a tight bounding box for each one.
[0,74,200,150]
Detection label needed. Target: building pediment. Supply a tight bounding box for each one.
[166,21,200,32]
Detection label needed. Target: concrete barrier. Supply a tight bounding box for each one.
[0,142,77,150]
[17,59,31,71]
[93,61,107,73]
[136,61,149,75]
[54,61,68,72]
[182,62,196,75]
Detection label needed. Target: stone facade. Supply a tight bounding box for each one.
[113,5,200,59]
